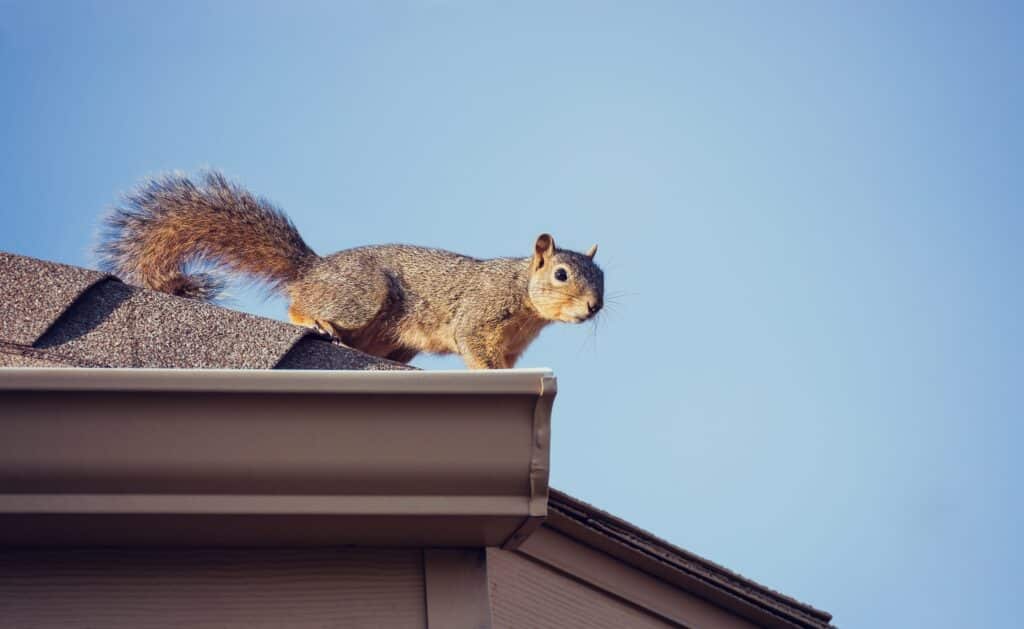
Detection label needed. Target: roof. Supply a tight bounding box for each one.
[1,249,832,626]
[545,490,834,628]
[0,251,406,370]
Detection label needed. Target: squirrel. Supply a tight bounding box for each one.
[97,171,604,369]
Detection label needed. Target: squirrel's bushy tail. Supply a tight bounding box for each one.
[97,171,317,301]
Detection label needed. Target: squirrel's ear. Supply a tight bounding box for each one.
[585,244,598,259]
[532,233,555,270]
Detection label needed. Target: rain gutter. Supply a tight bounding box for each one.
[0,368,555,548]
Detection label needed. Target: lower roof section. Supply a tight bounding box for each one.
[0,368,555,548]
[543,491,834,628]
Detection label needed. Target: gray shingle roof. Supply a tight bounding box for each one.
[0,253,109,346]
[0,252,408,370]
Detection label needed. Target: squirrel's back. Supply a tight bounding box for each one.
[97,171,317,301]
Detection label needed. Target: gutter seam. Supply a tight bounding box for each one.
[500,373,556,550]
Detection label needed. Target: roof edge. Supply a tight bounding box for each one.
[546,489,833,627]
[0,368,555,548]
[0,367,554,394]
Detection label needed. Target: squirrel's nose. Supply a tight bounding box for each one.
[587,301,600,315]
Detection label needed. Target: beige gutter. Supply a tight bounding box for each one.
[0,368,555,548]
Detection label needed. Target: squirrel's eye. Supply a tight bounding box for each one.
[554,268,568,282]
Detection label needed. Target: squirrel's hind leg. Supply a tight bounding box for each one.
[290,268,392,333]
[288,304,317,328]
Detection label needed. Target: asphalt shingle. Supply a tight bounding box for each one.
[276,336,407,370]
[0,252,109,345]
[0,251,410,371]
[0,351,69,368]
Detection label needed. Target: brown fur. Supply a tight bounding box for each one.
[99,171,604,369]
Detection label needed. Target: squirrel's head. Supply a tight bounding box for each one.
[527,233,604,323]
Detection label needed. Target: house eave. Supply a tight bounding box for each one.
[0,368,555,548]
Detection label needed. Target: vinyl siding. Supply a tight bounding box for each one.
[0,548,426,629]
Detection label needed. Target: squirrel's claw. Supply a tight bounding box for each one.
[313,319,345,343]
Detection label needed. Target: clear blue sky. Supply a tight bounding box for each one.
[2,2,1021,625]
